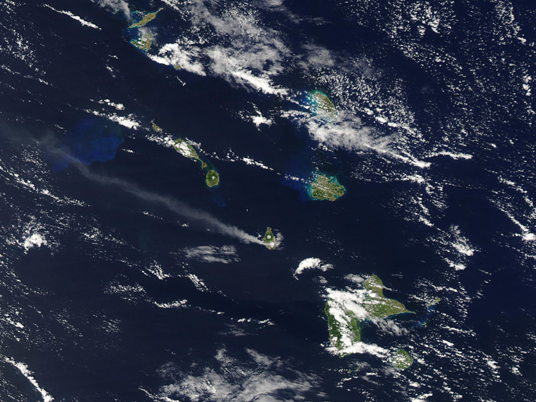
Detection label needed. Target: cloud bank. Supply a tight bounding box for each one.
[149,348,322,402]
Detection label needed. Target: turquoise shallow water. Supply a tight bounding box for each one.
[50,117,124,172]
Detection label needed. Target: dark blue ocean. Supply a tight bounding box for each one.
[0,0,536,401]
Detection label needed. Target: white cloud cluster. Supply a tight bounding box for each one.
[22,233,47,252]
[306,111,392,153]
[93,0,130,18]
[183,245,240,264]
[429,225,477,271]
[325,283,407,357]
[153,0,292,95]
[153,348,320,401]
[294,257,333,279]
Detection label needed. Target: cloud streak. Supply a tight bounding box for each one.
[183,245,240,264]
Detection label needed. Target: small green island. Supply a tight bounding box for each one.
[152,121,163,133]
[426,297,441,308]
[205,170,220,187]
[170,137,222,188]
[391,349,414,370]
[308,90,337,116]
[325,274,414,356]
[263,227,276,250]
[308,174,346,201]
[174,138,208,169]
[128,8,163,29]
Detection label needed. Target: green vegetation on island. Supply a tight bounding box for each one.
[391,349,414,370]
[174,138,208,169]
[363,274,414,319]
[130,33,152,51]
[309,174,346,201]
[426,297,441,308]
[263,227,276,250]
[128,8,163,29]
[205,170,220,187]
[308,90,337,116]
[152,121,163,132]
[325,274,414,356]
[325,302,361,353]
[172,138,221,188]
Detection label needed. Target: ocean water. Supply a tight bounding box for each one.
[1,0,536,401]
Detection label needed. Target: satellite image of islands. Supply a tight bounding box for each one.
[0,0,535,401]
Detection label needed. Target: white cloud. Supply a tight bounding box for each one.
[5,358,54,402]
[93,0,130,18]
[155,348,321,402]
[153,44,206,76]
[184,245,240,264]
[44,5,101,30]
[152,0,291,95]
[428,225,477,271]
[294,258,333,279]
[306,111,392,153]
[23,233,47,252]
[301,43,335,68]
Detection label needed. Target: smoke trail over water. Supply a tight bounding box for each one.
[29,126,266,246]
[74,163,265,245]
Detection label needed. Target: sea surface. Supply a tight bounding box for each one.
[0,0,535,401]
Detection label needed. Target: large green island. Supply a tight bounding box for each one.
[308,174,346,201]
[325,274,414,356]
[128,8,163,29]
[307,90,337,117]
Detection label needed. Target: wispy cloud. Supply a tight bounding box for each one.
[93,0,130,18]
[305,111,392,153]
[184,245,240,264]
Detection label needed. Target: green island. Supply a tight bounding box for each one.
[128,8,163,29]
[325,274,414,355]
[308,174,346,201]
[205,170,220,187]
[263,227,276,250]
[325,302,361,353]
[309,90,337,116]
[130,33,152,51]
[426,297,441,308]
[152,121,163,133]
[391,349,414,370]
[174,139,208,169]
[362,274,414,319]
[172,138,222,188]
